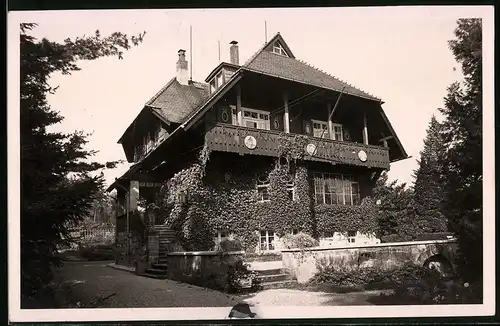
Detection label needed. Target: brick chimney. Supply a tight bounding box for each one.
[176,49,189,85]
[229,41,239,65]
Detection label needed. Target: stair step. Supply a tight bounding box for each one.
[261,280,297,290]
[257,273,292,283]
[253,268,286,276]
[151,263,168,269]
[137,272,168,279]
[145,268,168,275]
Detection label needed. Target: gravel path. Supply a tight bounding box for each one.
[241,288,393,306]
[52,261,240,308]
[52,261,390,309]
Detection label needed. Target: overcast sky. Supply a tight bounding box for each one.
[12,6,492,188]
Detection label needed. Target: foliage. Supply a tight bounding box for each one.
[372,171,415,239]
[244,252,282,262]
[281,232,319,249]
[226,260,261,293]
[20,23,144,298]
[277,134,309,163]
[215,238,244,252]
[411,115,448,233]
[315,197,379,238]
[310,262,429,289]
[438,18,482,283]
[79,244,115,261]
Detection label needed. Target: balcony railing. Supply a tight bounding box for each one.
[205,122,390,169]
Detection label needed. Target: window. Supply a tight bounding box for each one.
[242,108,270,130]
[313,173,360,205]
[312,120,329,139]
[215,230,231,244]
[347,231,356,244]
[216,72,223,88]
[260,230,276,251]
[256,175,270,202]
[209,79,216,94]
[272,42,289,57]
[286,175,296,201]
[292,229,299,235]
[332,123,343,141]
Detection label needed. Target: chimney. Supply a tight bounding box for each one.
[176,49,189,85]
[229,41,239,65]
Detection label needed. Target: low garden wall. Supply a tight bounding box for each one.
[281,239,458,283]
[164,250,246,291]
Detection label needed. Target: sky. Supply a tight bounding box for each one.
[13,7,489,188]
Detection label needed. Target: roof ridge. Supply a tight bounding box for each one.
[243,33,281,67]
[294,56,381,101]
[145,77,177,106]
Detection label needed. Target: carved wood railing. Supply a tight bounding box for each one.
[204,122,390,169]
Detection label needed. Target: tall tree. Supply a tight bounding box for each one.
[411,115,448,233]
[439,19,482,283]
[20,23,144,299]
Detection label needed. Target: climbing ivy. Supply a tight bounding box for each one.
[155,145,379,252]
[277,133,310,163]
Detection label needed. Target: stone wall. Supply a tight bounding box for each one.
[281,239,458,283]
[164,250,245,290]
[147,230,159,264]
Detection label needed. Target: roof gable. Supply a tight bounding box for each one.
[244,33,381,102]
[146,78,209,124]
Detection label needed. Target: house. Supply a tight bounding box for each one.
[108,33,408,264]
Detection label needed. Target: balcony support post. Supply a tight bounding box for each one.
[236,84,242,126]
[327,103,334,140]
[363,108,369,145]
[283,91,290,133]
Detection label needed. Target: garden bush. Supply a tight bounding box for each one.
[310,263,428,289]
[79,244,115,261]
[281,232,319,249]
[244,252,282,262]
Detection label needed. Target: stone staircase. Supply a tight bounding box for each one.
[249,261,297,290]
[136,225,174,279]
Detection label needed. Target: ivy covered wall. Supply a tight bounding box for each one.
[155,147,380,252]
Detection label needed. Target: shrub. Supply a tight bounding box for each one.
[226,259,261,293]
[244,252,282,262]
[310,263,428,288]
[215,238,244,252]
[281,232,319,249]
[80,245,115,261]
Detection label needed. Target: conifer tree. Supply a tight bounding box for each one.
[411,115,448,233]
[20,23,144,300]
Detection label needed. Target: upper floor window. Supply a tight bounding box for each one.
[312,120,344,141]
[286,175,296,201]
[312,120,329,139]
[243,108,270,130]
[272,42,289,57]
[216,72,223,88]
[313,173,360,206]
[209,79,216,94]
[256,174,270,202]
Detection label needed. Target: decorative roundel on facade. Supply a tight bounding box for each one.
[306,143,317,156]
[344,130,350,141]
[305,123,312,134]
[221,108,229,122]
[273,117,280,129]
[244,135,257,149]
[358,150,368,162]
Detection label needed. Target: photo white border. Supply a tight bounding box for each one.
[8,6,495,322]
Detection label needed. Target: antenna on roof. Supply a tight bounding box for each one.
[264,21,268,43]
[189,25,193,82]
[218,40,221,63]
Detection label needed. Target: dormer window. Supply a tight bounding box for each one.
[216,72,223,88]
[209,79,216,94]
[272,42,288,57]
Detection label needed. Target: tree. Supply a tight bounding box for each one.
[20,23,144,300]
[438,19,482,283]
[373,171,414,239]
[411,115,448,233]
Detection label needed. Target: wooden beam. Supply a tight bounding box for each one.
[327,103,334,140]
[236,84,242,126]
[283,91,290,133]
[363,108,369,145]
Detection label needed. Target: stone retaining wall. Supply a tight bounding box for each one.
[165,250,245,290]
[281,239,458,283]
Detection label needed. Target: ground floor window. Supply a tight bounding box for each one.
[214,230,232,244]
[256,174,270,202]
[313,173,360,205]
[347,231,356,244]
[260,230,276,251]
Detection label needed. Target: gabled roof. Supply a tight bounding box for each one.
[146,78,209,124]
[243,33,382,102]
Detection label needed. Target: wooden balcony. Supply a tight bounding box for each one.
[204,123,390,169]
